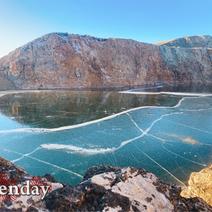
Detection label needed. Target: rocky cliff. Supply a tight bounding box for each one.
[0,157,211,211]
[0,34,211,90]
[181,164,212,206]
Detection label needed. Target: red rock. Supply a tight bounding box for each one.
[0,33,211,90]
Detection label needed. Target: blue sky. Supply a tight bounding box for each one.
[0,0,211,57]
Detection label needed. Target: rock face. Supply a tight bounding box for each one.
[159,35,212,48]
[0,158,211,212]
[0,33,211,90]
[181,164,212,207]
[0,157,63,211]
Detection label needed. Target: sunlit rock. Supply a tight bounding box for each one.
[1,158,211,211]
[0,33,212,90]
[181,164,212,206]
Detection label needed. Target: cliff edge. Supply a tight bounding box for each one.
[181,164,212,207]
[0,34,211,90]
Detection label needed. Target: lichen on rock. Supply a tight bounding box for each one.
[181,164,212,207]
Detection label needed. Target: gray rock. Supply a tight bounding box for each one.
[0,158,211,211]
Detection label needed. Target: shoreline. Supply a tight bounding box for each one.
[0,156,211,211]
[0,90,211,210]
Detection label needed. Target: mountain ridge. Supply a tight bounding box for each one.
[2,34,212,60]
[0,33,211,90]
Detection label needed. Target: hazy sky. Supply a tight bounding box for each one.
[0,0,212,57]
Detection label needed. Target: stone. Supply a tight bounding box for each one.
[0,157,211,211]
[0,33,211,90]
[181,164,212,206]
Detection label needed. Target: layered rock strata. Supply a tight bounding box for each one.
[0,34,211,90]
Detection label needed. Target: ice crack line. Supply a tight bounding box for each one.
[120,91,212,97]
[180,107,212,112]
[4,148,83,178]
[115,111,183,151]
[11,147,41,163]
[168,120,212,135]
[127,113,207,167]
[126,111,206,187]
[41,111,183,155]
[145,133,209,166]
[139,150,186,187]
[161,144,207,167]
[126,113,144,133]
[0,96,201,134]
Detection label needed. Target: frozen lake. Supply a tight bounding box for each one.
[0,88,211,185]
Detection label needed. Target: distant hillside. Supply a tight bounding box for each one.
[0,33,211,90]
[159,35,212,48]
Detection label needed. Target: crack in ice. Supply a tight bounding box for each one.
[0,96,199,134]
[168,120,212,135]
[161,144,207,167]
[125,111,207,186]
[180,107,212,112]
[11,147,41,163]
[145,132,208,167]
[120,91,212,97]
[42,111,183,155]
[127,115,208,167]
[4,148,83,178]
[0,92,211,184]
[136,148,186,186]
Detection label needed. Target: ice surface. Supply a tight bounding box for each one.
[0,92,211,185]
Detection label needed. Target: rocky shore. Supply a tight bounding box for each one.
[0,157,211,211]
[181,165,212,207]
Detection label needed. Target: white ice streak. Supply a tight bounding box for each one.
[147,133,166,142]
[126,113,144,133]
[11,147,41,163]
[180,107,212,112]
[41,144,116,155]
[125,85,164,91]
[126,113,189,187]
[41,112,182,155]
[0,90,51,97]
[0,94,7,98]
[0,96,192,134]
[120,91,212,97]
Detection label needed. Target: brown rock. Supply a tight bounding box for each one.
[0,33,211,90]
[0,157,212,211]
[181,164,212,206]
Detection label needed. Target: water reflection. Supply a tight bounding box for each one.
[0,91,180,128]
[0,90,211,186]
